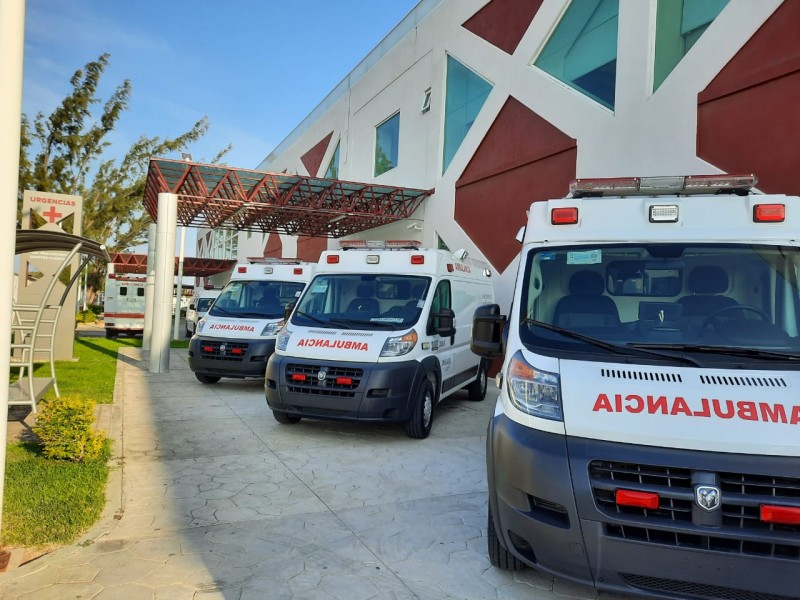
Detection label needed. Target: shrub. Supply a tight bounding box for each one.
[75,308,100,324]
[32,395,106,462]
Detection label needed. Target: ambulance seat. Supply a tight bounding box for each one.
[346,284,379,317]
[678,266,737,320]
[553,271,620,329]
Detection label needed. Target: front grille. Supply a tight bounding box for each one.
[621,573,800,600]
[286,363,363,398]
[590,460,800,560]
[199,340,249,362]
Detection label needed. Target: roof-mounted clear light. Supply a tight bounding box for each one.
[570,174,757,198]
[649,204,679,223]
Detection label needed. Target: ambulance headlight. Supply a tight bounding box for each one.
[197,318,207,334]
[261,320,284,337]
[276,327,293,352]
[379,330,418,357]
[507,351,562,421]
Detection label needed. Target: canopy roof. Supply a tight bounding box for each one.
[15,229,110,261]
[144,158,433,237]
[110,253,236,277]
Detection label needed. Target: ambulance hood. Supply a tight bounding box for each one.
[199,315,280,339]
[283,327,389,362]
[559,358,799,457]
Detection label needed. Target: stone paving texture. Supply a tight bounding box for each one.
[0,347,635,599]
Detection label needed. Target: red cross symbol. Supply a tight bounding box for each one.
[41,206,63,223]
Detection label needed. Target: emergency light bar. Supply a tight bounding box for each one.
[245,257,302,264]
[570,174,757,198]
[339,240,421,250]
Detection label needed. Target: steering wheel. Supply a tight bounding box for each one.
[702,305,769,329]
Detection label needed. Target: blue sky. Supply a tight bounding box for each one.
[22,0,421,169]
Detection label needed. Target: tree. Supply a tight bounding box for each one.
[18,53,230,299]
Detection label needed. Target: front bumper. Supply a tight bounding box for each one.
[265,354,425,422]
[188,335,275,378]
[487,414,800,599]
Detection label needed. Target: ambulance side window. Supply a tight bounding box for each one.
[137,288,144,297]
[119,287,128,296]
[428,280,452,334]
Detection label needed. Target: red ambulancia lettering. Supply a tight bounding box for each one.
[593,392,798,425]
[296,338,368,351]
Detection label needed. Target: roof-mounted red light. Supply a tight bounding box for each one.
[411,255,425,265]
[237,266,247,273]
[760,504,800,525]
[327,255,340,264]
[615,489,660,510]
[754,204,785,223]
[551,207,578,225]
[293,267,303,274]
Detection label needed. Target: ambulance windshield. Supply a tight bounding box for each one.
[292,274,430,330]
[520,243,800,358]
[209,280,305,319]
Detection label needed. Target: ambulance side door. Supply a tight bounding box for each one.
[427,278,456,389]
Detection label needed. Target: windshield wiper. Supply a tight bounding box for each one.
[295,311,331,326]
[329,317,398,330]
[211,306,233,316]
[522,318,700,366]
[629,343,800,362]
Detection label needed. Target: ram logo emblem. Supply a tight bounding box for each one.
[695,485,721,512]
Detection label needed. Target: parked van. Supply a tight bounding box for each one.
[471,175,800,599]
[188,259,315,384]
[265,240,495,438]
[103,273,145,339]
[185,287,222,337]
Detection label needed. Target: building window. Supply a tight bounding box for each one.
[443,55,493,173]
[210,229,238,260]
[325,141,340,179]
[374,112,400,177]
[534,0,619,110]
[421,88,432,113]
[654,0,729,91]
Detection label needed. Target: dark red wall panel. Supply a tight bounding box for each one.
[300,131,334,177]
[697,2,800,196]
[462,0,544,55]
[296,236,328,263]
[263,233,283,258]
[455,97,576,272]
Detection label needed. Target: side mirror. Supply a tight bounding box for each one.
[471,304,506,358]
[284,302,296,321]
[515,226,526,244]
[431,307,456,337]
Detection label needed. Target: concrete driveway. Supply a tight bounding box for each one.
[0,347,631,599]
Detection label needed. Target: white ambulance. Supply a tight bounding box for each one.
[471,175,800,599]
[185,286,222,337]
[103,272,146,339]
[265,240,495,438]
[188,259,315,383]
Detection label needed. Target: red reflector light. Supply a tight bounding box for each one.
[202,346,213,353]
[327,255,340,264]
[237,266,247,273]
[761,505,800,525]
[293,267,303,274]
[446,263,454,272]
[551,207,579,225]
[754,204,785,223]
[411,255,424,265]
[335,377,353,385]
[291,373,306,382]
[615,489,660,510]
[230,348,243,355]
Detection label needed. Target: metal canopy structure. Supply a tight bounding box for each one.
[110,253,236,277]
[15,229,110,261]
[143,158,433,237]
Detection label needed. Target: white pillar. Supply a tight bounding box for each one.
[172,226,186,340]
[149,193,177,373]
[0,0,27,535]
[142,222,157,350]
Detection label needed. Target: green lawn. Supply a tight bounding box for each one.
[3,335,188,547]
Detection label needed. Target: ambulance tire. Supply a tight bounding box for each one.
[273,410,301,425]
[105,329,116,339]
[406,379,434,439]
[488,506,525,571]
[195,373,220,384]
[185,326,192,338]
[467,361,488,401]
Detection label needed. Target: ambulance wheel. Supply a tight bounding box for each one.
[273,410,301,425]
[406,379,434,439]
[467,361,488,401]
[195,373,220,384]
[185,327,192,337]
[488,506,525,571]
[105,329,116,339]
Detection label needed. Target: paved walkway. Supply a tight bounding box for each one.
[0,347,631,599]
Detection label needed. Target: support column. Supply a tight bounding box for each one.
[172,226,186,340]
[142,222,157,350]
[149,193,177,373]
[0,0,26,535]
